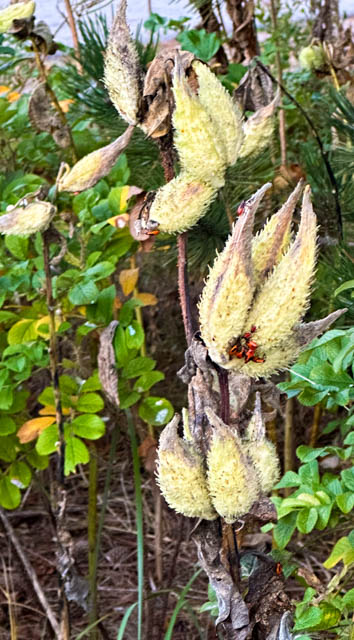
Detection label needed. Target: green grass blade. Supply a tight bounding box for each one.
[126,409,144,640]
[117,602,138,640]
[164,568,202,640]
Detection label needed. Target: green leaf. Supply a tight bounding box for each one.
[0,476,21,509]
[84,261,115,280]
[5,235,28,259]
[64,436,89,475]
[336,492,354,514]
[334,279,354,296]
[0,416,16,435]
[273,511,297,549]
[80,372,102,392]
[296,445,326,462]
[59,374,79,394]
[0,436,17,462]
[0,310,18,323]
[71,414,105,440]
[26,449,49,470]
[68,280,99,305]
[344,431,354,445]
[0,386,13,410]
[7,318,37,345]
[138,396,173,426]
[323,536,354,569]
[76,392,104,413]
[311,603,341,631]
[126,321,144,350]
[342,588,354,608]
[119,390,140,409]
[274,470,300,489]
[298,460,320,487]
[9,461,31,488]
[296,507,318,534]
[133,371,165,393]
[341,467,354,491]
[123,356,156,379]
[36,424,59,455]
[119,298,143,327]
[114,324,129,367]
[177,28,221,62]
[293,606,323,631]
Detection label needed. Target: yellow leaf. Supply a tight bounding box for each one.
[7,91,20,103]
[58,98,74,113]
[107,213,129,228]
[119,268,139,296]
[0,85,10,93]
[39,405,70,416]
[120,185,130,211]
[136,292,158,306]
[17,416,56,443]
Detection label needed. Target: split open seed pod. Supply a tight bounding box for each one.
[243,394,280,493]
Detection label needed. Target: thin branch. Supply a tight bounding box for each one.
[63,0,81,60]
[256,58,343,239]
[0,509,61,639]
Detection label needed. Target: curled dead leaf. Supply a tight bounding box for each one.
[17,416,56,443]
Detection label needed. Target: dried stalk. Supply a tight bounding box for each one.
[63,0,81,61]
[88,443,98,640]
[31,39,77,163]
[256,59,343,239]
[0,509,61,639]
[269,0,287,165]
[309,404,322,447]
[42,230,70,639]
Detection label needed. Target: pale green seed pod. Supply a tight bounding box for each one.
[252,180,303,287]
[246,186,317,351]
[157,414,217,520]
[239,93,280,159]
[173,63,226,188]
[104,0,142,125]
[199,183,271,366]
[0,1,35,33]
[243,395,280,493]
[58,127,133,193]
[192,61,244,166]
[0,200,55,236]
[148,172,216,233]
[299,45,325,71]
[206,409,260,523]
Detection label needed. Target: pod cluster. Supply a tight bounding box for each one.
[156,400,280,523]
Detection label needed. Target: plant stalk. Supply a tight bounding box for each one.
[88,443,98,640]
[284,396,294,497]
[269,0,287,165]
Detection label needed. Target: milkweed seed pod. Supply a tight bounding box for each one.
[147,172,216,233]
[243,394,280,493]
[57,127,134,193]
[0,1,35,33]
[192,61,244,166]
[206,409,260,523]
[199,183,346,378]
[252,179,303,287]
[299,44,325,71]
[0,200,55,236]
[104,0,142,125]
[157,414,217,520]
[239,92,280,159]
[199,183,271,366]
[172,60,226,189]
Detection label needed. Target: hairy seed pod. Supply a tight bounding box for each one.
[173,61,226,188]
[157,414,217,520]
[192,61,244,166]
[58,127,134,193]
[206,409,260,523]
[0,1,35,33]
[299,45,325,71]
[239,93,280,159]
[252,180,303,287]
[104,0,142,125]
[246,186,317,350]
[199,184,271,366]
[243,395,280,493]
[148,172,216,233]
[0,200,55,236]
